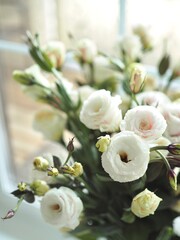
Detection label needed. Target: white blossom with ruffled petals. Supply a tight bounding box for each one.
[41,187,83,230]
[101,131,150,182]
[121,105,167,141]
[80,90,122,132]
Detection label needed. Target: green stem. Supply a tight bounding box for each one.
[150,146,167,152]
[131,93,139,106]
[14,195,24,212]
[63,152,72,166]
[155,150,171,170]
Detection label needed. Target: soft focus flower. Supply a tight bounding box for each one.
[173,216,180,237]
[80,90,122,132]
[31,180,49,196]
[33,109,67,141]
[71,85,95,105]
[40,187,83,229]
[133,25,154,51]
[118,34,143,62]
[131,188,162,218]
[143,75,158,91]
[135,91,171,110]
[76,38,97,63]
[43,41,66,69]
[121,105,167,141]
[163,102,180,142]
[101,131,149,182]
[96,135,111,152]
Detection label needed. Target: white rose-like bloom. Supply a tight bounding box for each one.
[134,91,171,110]
[101,131,149,182]
[173,216,180,237]
[80,90,122,132]
[131,188,162,218]
[118,34,143,62]
[163,102,180,142]
[76,38,97,63]
[121,105,167,141]
[41,187,83,230]
[43,41,66,69]
[33,109,67,141]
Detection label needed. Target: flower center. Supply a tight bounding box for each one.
[139,119,152,131]
[50,204,61,212]
[119,151,130,163]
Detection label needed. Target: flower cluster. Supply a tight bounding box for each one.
[3,28,180,240]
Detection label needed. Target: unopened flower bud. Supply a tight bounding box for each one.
[13,70,35,86]
[43,41,66,70]
[30,180,49,196]
[33,156,49,171]
[67,137,75,153]
[47,167,59,177]
[168,169,177,191]
[1,209,15,220]
[76,38,97,63]
[96,135,111,152]
[72,162,83,177]
[61,165,75,175]
[17,182,27,192]
[168,143,180,155]
[130,66,146,94]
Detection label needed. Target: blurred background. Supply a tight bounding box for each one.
[0,0,180,238]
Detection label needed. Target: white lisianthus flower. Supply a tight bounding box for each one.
[121,105,167,141]
[101,131,149,182]
[163,102,180,142]
[173,216,180,237]
[118,34,143,62]
[43,41,66,69]
[134,91,171,110]
[76,38,97,63]
[40,187,83,230]
[80,90,122,132]
[33,109,67,141]
[131,188,162,218]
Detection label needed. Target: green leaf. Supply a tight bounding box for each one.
[96,174,114,182]
[24,191,35,203]
[121,209,136,223]
[53,155,62,169]
[156,227,174,240]
[147,162,163,182]
[158,54,170,75]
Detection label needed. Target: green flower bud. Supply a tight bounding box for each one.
[13,70,35,86]
[96,135,111,152]
[168,169,177,191]
[72,162,83,177]
[47,167,59,177]
[17,182,27,192]
[168,143,180,155]
[33,156,49,171]
[30,180,49,196]
[129,66,146,94]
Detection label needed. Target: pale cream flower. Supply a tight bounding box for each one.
[76,38,97,63]
[163,102,180,142]
[80,90,122,132]
[40,187,83,230]
[43,41,66,69]
[33,109,67,141]
[173,216,180,237]
[121,105,167,141]
[131,188,162,218]
[96,135,111,152]
[118,34,143,62]
[101,131,149,182]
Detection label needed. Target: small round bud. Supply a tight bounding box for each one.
[168,169,177,191]
[67,137,75,153]
[17,182,27,192]
[30,180,49,196]
[1,209,15,220]
[33,156,49,171]
[47,167,59,177]
[61,165,75,175]
[96,135,111,153]
[168,143,180,155]
[72,162,83,177]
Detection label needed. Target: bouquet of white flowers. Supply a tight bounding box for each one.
[2,26,180,240]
